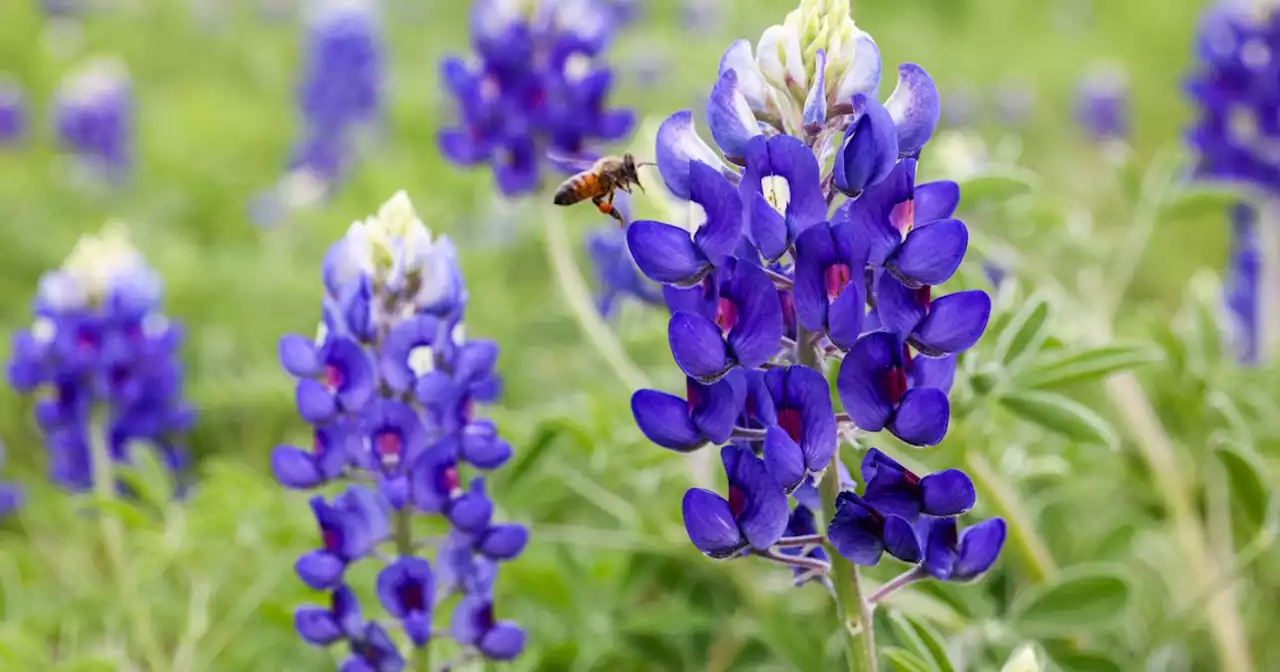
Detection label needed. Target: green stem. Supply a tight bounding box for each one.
[90,420,166,670]
[393,508,430,671]
[965,452,1057,584]
[800,327,875,672]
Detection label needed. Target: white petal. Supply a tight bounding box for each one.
[719,39,769,112]
[834,30,882,103]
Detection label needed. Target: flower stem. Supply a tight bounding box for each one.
[867,567,927,606]
[800,327,876,672]
[394,507,430,671]
[964,452,1058,584]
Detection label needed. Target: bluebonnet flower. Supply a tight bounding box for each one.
[1225,202,1262,364]
[54,57,133,180]
[0,76,24,145]
[624,0,1003,588]
[1186,2,1280,194]
[437,0,635,196]
[1074,61,1130,142]
[279,192,527,667]
[6,224,193,495]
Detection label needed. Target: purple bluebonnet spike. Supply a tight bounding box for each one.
[1075,61,1130,143]
[278,192,527,665]
[6,224,193,500]
[53,58,133,181]
[0,75,24,145]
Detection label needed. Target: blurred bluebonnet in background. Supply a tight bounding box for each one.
[276,192,528,668]
[993,78,1036,130]
[54,57,133,182]
[0,75,25,145]
[1075,61,1130,142]
[0,442,23,518]
[6,224,194,497]
[624,0,1004,613]
[1225,202,1262,364]
[437,0,635,196]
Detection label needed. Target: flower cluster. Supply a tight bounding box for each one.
[625,0,1005,589]
[6,223,193,496]
[437,0,635,196]
[54,57,133,180]
[1074,61,1129,143]
[1187,1,1280,194]
[276,192,527,670]
[0,75,23,145]
[1225,202,1262,364]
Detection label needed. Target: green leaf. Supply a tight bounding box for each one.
[884,647,937,672]
[1014,342,1164,390]
[1044,644,1126,672]
[992,294,1051,368]
[998,391,1117,447]
[883,612,940,672]
[1000,643,1044,672]
[957,170,1038,208]
[499,418,592,489]
[1211,437,1275,545]
[1158,183,1245,222]
[1011,566,1133,636]
[901,614,956,672]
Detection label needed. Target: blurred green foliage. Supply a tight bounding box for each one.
[0,0,1277,670]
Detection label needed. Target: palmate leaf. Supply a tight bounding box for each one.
[1013,341,1164,390]
[991,293,1051,369]
[1010,565,1133,637]
[997,390,1117,448]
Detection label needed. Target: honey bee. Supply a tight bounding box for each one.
[552,153,655,226]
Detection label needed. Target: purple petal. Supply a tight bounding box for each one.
[438,129,487,165]
[860,447,906,487]
[802,49,827,129]
[920,469,976,516]
[762,134,828,231]
[828,492,885,565]
[451,595,488,647]
[876,273,928,337]
[380,316,440,393]
[912,354,956,393]
[323,338,375,412]
[600,109,635,140]
[279,335,321,377]
[724,261,784,369]
[707,69,763,159]
[889,388,950,446]
[922,516,959,580]
[723,445,788,550]
[834,94,898,195]
[689,376,745,444]
[480,623,527,660]
[296,551,345,590]
[827,275,867,350]
[448,483,494,533]
[669,312,733,382]
[792,222,840,332]
[914,181,960,223]
[749,191,790,262]
[841,194,903,267]
[763,426,805,493]
[787,366,837,473]
[882,514,923,563]
[479,523,529,560]
[627,220,710,286]
[632,389,706,452]
[888,218,968,287]
[837,331,897,432]
[911,290,992,357]
[295,607,342,646]
[460,421,513,469]
[296,380,337,424]
[719,40,770,113]
[271,446,322,489]
[885,63,941,156]
[689,161,746,266]
[954,518,1007,581]
[656,110,728,200]
[682,488,744,558]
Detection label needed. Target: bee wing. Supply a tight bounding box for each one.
[545,148,601,175]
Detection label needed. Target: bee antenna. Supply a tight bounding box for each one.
[636,161,658,167]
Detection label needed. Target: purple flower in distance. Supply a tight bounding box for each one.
[742,134,829,262]
[452,595,527,661]
[682,444,788,558]
[628,161,744,287]
[296,486,389,590]
[779,504,828,584]
[1075,61,1130,142]
[1225,202,1262,364]
[279,333,376,424]
[920,515,1007,582]
[587,224,664,318]
[271,420,357,489]
[666,259,784,383]
[54,58,133,178]
[761,366,837,493]
[837,331,952,446]
[632,374,744,453]
[295,585,364,646]
[344,621,405,672]
[377,557,434,646]
[0,76,24,145]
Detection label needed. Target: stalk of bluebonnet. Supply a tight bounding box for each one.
[6,222,194,496]
[0,75,24,145]
[275,192,528,671]
[623,1,1004,669]
[1187,0,1280,365]
[1074,61,1129,143]
[437,0,635,197]
[54,57,133,182]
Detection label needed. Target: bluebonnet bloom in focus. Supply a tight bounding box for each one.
[54,57,133,180]
[1225,202,1262,363]
[624,0,1003,588]
[1074,61,1129,142]
[6,224,193,495]
[279,192,528,667]
[437,0,635,196]
[0,75,24,145]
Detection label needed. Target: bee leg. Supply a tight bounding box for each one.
[594,193,625,227]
